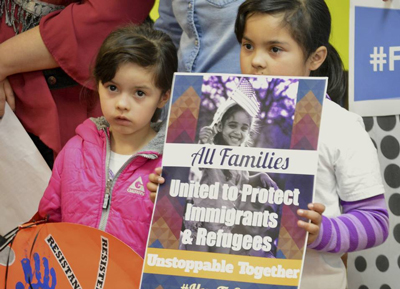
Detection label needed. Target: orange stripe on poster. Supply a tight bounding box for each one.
[144,248,301,286]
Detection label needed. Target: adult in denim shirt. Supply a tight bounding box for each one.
[155,0,244,73]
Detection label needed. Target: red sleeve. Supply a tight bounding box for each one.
[39,0,155,89]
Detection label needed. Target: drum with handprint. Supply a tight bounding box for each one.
[0,222,143,289]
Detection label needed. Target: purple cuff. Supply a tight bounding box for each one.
[308,215,332,250]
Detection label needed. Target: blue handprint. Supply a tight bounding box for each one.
[15,252,57,289]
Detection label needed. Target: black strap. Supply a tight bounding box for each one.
[0,227,18,252]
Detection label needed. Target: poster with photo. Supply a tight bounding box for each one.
[349,0,400,116]
[140,73,327,289]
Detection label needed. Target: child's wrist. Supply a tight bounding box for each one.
[307,215,330,250]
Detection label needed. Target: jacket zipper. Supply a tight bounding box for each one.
[102,179,112,209]
[98,128,158,231]
[98,129,112,231]
[99,157,137,231]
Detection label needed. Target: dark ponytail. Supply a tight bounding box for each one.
[310,43,346,103]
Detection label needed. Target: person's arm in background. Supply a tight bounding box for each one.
[0,26,57,116]
[154,0,182,49]
[0,0,155,116]
[0,26,57,80]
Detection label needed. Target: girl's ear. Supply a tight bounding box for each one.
[217,122,223,132]
[157,90,171,108]
[309,46,327,71]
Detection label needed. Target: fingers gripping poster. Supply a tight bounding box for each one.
[140,73,327,289]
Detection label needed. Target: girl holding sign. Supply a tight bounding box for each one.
[233,0,389,287]
[38,24,177,258]
[149,0,389,287]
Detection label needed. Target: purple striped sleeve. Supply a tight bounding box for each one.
[308,194,389,254]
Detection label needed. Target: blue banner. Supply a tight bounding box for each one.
[354,7,400,102]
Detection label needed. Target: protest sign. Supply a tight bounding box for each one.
[140,73,327,289]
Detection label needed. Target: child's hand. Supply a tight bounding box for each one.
[259,173,279,189]
[297,203,325,244]
[147,167,164,203]
[199,126,215,144]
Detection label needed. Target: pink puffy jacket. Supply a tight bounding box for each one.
[39,117,165,257]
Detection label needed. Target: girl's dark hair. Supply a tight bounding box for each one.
[235,0,345,103]
[94,23,177,96]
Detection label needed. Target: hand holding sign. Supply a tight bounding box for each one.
[297,203,326,245]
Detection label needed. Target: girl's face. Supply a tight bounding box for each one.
[240,13,314,77]
[218,110,252,146]
[98,62,169,139]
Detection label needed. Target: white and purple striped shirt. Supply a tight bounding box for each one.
[308,194,389,253]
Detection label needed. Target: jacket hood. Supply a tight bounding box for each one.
[75,117,166,155]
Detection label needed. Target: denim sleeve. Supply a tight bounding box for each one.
[154,0,182,49]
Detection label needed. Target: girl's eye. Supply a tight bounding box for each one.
[135,90,146,98]
[107,85,118,92]
[242,43,253,51]
[241,126,249,132]
[228,123,238,129]
[271,47,282,53]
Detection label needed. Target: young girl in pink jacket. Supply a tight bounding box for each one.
[38,24,177,258]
